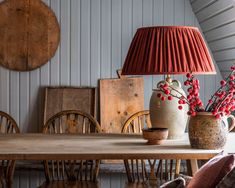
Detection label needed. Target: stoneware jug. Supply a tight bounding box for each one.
[188,112,235,149]
[150,80,188,139]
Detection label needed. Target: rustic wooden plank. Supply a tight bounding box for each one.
[99,77,144,133]
[0,133,232,160]
[0,0,60,71]
[43,87,96,124]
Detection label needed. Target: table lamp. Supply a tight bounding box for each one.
[122,26,216,139]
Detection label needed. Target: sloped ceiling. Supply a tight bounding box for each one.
[190,0,235,78]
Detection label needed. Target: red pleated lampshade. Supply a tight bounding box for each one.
[122,26,216,75]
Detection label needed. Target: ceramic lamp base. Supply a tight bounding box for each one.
[149,79,189,139]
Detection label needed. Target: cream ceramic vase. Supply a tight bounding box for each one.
[149,80,188,139]
[188,112,235,149]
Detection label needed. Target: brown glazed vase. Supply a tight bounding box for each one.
[188,112,235,149]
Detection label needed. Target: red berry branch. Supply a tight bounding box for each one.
[157,66,235,119]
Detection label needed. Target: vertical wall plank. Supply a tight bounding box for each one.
[70,0,80,86]
[143,0,153,109]
[101,0,112,78]
[9,71,19,123]
[111,0,122,78]
[50,0,61,86]
[174,0,185,86]
[81,0,91,85]
[121,0,132,65]
[19,73,29,134]
[60,0,70,85]
[29,70,39,132]
[91,0,101,86]
[0,68,9,113]
[152,0,164,87]
[163,0,174,25]
[132,0,142,34]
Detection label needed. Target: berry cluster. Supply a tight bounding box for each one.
[158,73,203,117]
[157,66,235,119]
[205,66,235,119]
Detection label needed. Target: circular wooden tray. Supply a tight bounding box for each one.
[0,0,60,71]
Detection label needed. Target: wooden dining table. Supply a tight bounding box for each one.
[0,133,234,175]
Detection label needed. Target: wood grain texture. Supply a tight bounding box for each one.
[0,0,60,71]
[44,87,96,125]
[99,77,144,133]
[0,133,234,160]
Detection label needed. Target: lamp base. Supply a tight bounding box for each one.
[149,78,188,139]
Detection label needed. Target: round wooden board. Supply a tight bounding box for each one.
[0,0,60,71]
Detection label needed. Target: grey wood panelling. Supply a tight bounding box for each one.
[191,0,235,78]
[0,0,223,187]
[0,0,222,132]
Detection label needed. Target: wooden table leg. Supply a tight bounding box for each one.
[187,159,198,176]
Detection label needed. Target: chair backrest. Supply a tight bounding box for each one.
[122,110,151,134]
[122,111,177,184]
[121,110,151,183]
[0,111,20,134]
[43,110,101,134]
[0,111,20,187]
[43,110,101,182]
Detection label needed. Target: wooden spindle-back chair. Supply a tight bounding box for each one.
[40,110,101,188]
[122,110,180,187]
[0,111,20,188]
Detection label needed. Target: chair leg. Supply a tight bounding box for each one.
[93,160,100,182]
[175,159,181,178]
[124,160,133,183]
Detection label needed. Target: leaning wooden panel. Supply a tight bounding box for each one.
[44,87,96,124]
[99,77,144,133]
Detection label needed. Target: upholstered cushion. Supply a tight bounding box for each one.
[187,153,235,188]
[216,167,235,188]
[160,177,186,188]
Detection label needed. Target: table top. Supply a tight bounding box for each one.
[0,133,234,160]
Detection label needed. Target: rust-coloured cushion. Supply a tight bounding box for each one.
[187,153,234,188]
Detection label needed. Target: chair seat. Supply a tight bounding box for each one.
[38,181,99,188]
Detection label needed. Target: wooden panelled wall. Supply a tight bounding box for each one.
[190,0,235,78]
[0,0,221,134]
